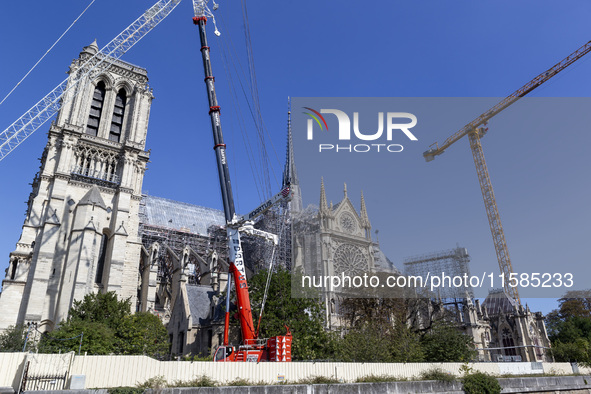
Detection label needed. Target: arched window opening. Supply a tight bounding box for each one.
[96,233,108,284]
[502,327,517,356]
[9,259,18,280]
[87,81,106,136]
[109,89,126,142]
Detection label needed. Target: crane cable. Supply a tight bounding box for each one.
[218,12,268,200]
[255,208,287,337]
[0,0,97,107]
[240,0,283,198]
[240,0,271,197]
[217,10,281,202]
[216,16,265,203]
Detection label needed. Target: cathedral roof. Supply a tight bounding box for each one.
[482,289,518,315]
[186,285,216,327]
[373,244,400,274]
[141,195,225,236]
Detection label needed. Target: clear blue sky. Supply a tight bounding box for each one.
[1,1,590,314]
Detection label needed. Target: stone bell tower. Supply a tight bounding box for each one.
[0,41,153,331]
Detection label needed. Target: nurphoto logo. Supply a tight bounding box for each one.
[303,107,418,153]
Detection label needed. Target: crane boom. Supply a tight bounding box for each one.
[424,39,591,161]
[193,0,292,362]
[192,1,256,344]
[423,39,591,304]
[0,0,182,162]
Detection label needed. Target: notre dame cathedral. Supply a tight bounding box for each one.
[0,43,552,363]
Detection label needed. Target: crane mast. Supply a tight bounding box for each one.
[424,39,591,304]
[192,3,256,344]
[192,1,292,362]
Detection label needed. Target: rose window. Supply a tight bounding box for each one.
[333,243,367,276]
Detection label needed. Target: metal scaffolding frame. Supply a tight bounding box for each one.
[404,246,474,301]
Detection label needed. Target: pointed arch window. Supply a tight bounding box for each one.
[502,327,517,356]
[109,89,127,142]
[87,81,106,136]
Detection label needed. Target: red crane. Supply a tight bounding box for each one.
[192,0,292,362]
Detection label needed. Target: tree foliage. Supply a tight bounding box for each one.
[38,292,168,358]
[0,324,29,352]
[546,290,591,364]
[462,372,501,394]
[338,297,424,362]
[248,267,339,360]
[338,295,476,362]
[420,321,476,362]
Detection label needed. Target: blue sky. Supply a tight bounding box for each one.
[1,1,591,313]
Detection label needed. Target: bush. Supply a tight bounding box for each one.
[462,372,501,394]
[227,378,251,386]
[420,368,456,382]
[136,376,167,389]
[107,388,144,394]
[297,376,340,384]
[181,353,214,362]
[355,375,405,383]
[173,375,217,387]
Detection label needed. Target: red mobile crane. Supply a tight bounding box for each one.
[192,0,292,362]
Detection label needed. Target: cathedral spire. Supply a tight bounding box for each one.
[282,97,302,211]
[360,190,370,227]
[320,177,329,213]
[343,182,348,198]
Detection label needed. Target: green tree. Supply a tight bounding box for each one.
[338,296,424,362]
[421,321,476,362]
[39,320,116,355]
[118,312,169,358]
[0,324,29,352]
[69,291,131,327]
[546,291,591,364]
[339,324,394,362]
[38,292,168,358]
[248,267,338,360]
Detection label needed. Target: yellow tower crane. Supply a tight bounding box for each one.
[423,39,591,305]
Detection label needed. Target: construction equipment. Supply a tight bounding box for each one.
[192,0,292,362]
[0,0,182,162]
[424,39,591,304]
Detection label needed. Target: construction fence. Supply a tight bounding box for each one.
[0,352,589,391]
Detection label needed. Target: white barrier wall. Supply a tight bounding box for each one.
[1,352,589,390]
[0,353,25,389]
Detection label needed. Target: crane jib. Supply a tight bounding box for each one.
[426,38,591,158]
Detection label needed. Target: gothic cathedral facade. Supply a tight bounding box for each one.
[0,42,152,332]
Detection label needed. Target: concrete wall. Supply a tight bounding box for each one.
[142,377,591,394]
[1,353,591,391]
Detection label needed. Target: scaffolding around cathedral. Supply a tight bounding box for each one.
[404,246,474,301]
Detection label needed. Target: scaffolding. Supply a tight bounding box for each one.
[404,246,474,301]
[243,201,292,273]
[138,192,293,288]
